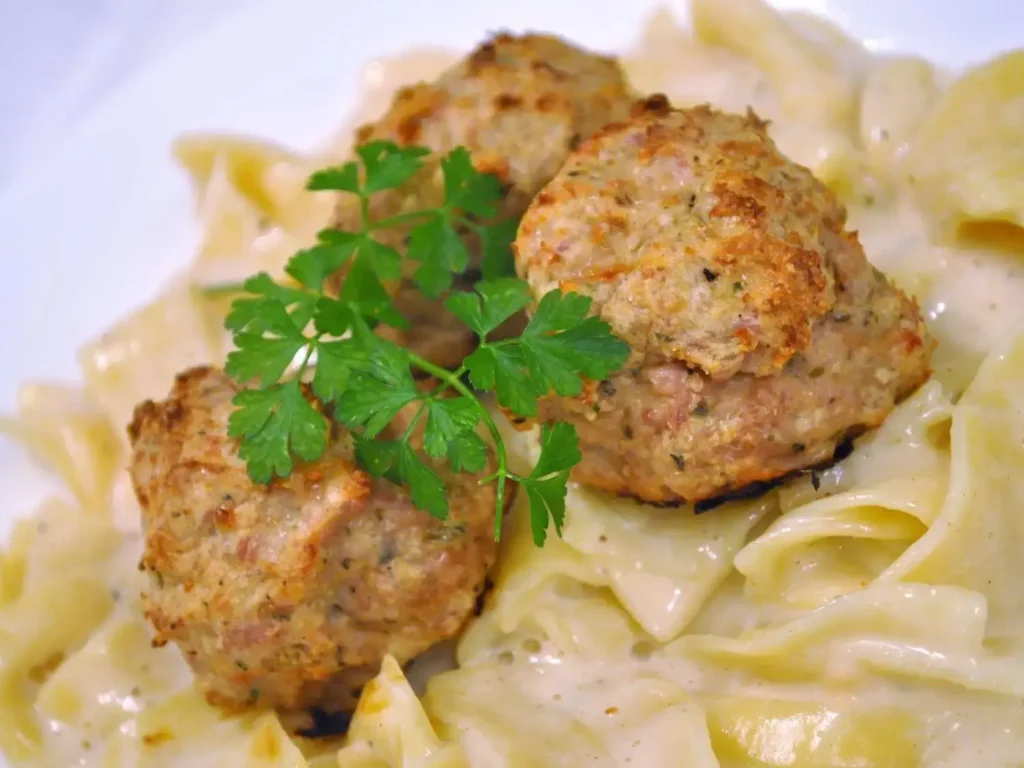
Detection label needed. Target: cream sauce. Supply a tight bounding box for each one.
[852,197,1024,395]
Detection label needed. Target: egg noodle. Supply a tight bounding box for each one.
[3,1,1024,766]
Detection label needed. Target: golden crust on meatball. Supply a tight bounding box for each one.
[353,32,636,218]
[515,97,853,378]
[515,99,934,504]
[129,367,496,711]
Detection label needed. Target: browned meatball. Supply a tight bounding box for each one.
[335,32,636,368]
[128,367,496,711]
[514,98,933,504]
[352,32,636,224]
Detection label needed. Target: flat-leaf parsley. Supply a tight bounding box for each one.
[223,140,629,545]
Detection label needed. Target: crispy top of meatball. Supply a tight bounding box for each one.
[516,97,852,379]
[354,32,636,217]
[514,99,933,505]
[128,367,496,711]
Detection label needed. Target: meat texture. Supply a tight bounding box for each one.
[514,97,933,504]
[128,367,496,711]
[336,32,636,367]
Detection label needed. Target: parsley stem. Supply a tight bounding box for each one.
[455,215,484,235]
[295,337,320,380]
[405,351,509,541]
[358,193,371,231]
[479,468,523,485]
[401,400,429,442]
[196,281,248,297]
[371,210,437,230]
[485,338,520,350]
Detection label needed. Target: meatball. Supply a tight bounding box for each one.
[335,32,636,368]
[514,98,933,504]
[128,367,496,711]
[352,32,636,224]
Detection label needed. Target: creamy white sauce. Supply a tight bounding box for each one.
[852,197,1024,394]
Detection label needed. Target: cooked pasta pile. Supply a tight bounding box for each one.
[3,1,1024,766]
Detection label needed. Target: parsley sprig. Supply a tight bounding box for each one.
[223,141,628,546]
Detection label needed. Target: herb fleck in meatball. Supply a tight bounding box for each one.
[514,97,933,504]
[128,367,495,711]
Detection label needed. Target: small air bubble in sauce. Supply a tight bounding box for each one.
[522,638,542,654]
[630,640,656,660]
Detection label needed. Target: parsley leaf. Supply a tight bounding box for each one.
[456,285,625,416]
[340,251,407,329]
[447,431,489,474]
[444,278,531,339]
[423,397,479,458]
[480,217,518,279]
[357,141,430,193]
[397,444,448,519]
[312,297,358,336]
[442,147,502,217]
[464,344,537,417]
[518,291,630,396]
[422,397,488,474]
[225,331,307,387]
[227,381,327,483]
[335,343,420,437]
[360,238,403,282]
[353,437,448,519]
[519,422,581,546]
[311,339,364,402]
[407,216,469,297]
[225,272,317,334]
[354,437,402,479]
[222,140,631,548]
[336,376,418,437]
[403,147,512,297]
[286,230,361,290]
[224,298,308,386]
[306,161,360,193]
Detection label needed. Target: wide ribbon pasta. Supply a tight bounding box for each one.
[736,381,953,606]
[677,336,1024,725]
[426,660,718,768]
[477,425,774,645]
[337,656,469,768]
[905,51,1024,237]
